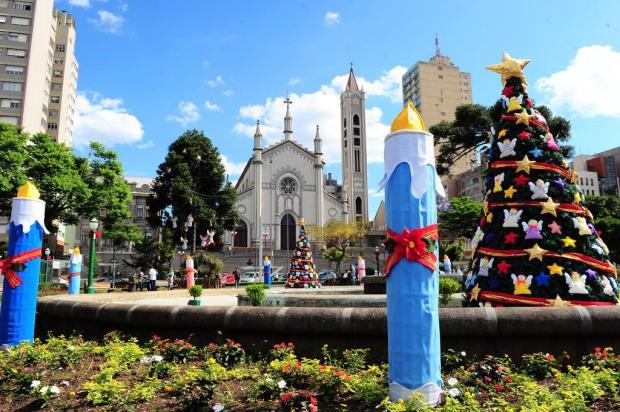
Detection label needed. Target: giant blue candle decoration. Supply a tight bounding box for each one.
[263,256,272,286]
[0,181,48,346]
[68,247,82,295]
[379,102,445,405]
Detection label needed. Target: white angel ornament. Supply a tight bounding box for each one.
[601,276,614,296]
[497,138,517,158]
[180,237,188,250]
[503,208,523,228]
[572,217,592,236]
[171,216,178,229]
[511,274,533,295]
[521,219,543,240]
[528,179,549,200]
[565,271,588,294]
[471,226,484,250]
[478,257,494,277]
[493,173,505,193]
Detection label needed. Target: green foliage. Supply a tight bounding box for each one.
[205,339,246,367]
[438,197,482,240]
[188,285,203,299]
[124,236,170,272]
[246,283,269,306]
[439,241,466,262]
[149,336,199,364]
[583,195,620,220]
[439,278,461,305]
[594,217,620,262]
[366,267,376,276]
[520,352,559,379]
[0,123,27,213]
[147,129,239,240]
[103,223,143,246]
[441,348,467,372]
[194,250,223,275]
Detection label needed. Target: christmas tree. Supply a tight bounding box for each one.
[466,53,618,307]
[285,218,321,288]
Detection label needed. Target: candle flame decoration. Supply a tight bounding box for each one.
[17,181,40,199]
[391,101,426,132]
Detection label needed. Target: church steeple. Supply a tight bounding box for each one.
[346,64,360,92]
[314,125,322,155]
[283,96,293,140]
[253,120,262,161]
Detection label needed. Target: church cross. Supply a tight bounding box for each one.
[283,96,292,109]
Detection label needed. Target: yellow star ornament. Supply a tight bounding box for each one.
[504,185,517,199]
[547,262,564,276]
[573,192,582,204]
[515,109,534,126]
[515,155,536,174]
[525,243,548,261]
[540,198,560,216]
[549,294,570,307]
[498,129,508,138]
[486,212,494,223]
[470,284,482,302]
[561,236,577,248]
[486,52,531,88]
[506,97,522,113]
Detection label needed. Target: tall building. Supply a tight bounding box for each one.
[340,67,369,222]
[402,37,473,177]
[573,149,620,197]
[0,1,78,145]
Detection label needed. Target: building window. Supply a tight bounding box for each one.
[354,149,361,173]
[7,48,26,58]
[2,81,22,91]
[54,57,64,64]
[0,115,18,124]
[344,139,347,148]
[8,32,26,42]
[353,127,360,136]
[136,204,144,218]
[343,118,346,127]
[56,44,65,52]
[0,16,6,23]
[50,96,60,103]
[438,75,444,79]
[354,137,360,146]
[40,118,46,129]
[47,123,58,130]
[11,17,29,26]
[580,178,583,185]
[5,65,23,75]
[279,177,297,194]
[441,112,446,116]
[353,114,360,126]
[590,178,594,186]
[53,69,62,77]
[13,2,32,11]
[48,109,58,117]
[355,197,363,215]
[51,82,61,90]
[1,98,20,108]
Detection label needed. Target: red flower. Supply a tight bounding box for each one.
[484,376,491,382]
[279,393,293,402]
[545,353,555,361]
[495,384,504,391]
[504,376,513,383]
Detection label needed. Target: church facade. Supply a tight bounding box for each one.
[229,68,369,250]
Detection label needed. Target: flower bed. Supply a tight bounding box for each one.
[0,333,618,411]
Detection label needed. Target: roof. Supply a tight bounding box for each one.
[346,67,360,92]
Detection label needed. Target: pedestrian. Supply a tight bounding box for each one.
[351,263,358,285]
[233,267,240,288]
[148,266,157,291]
[138,270,145,291]
[167,269,174,290]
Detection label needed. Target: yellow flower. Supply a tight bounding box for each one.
[288,354,295,359]
[465,391,473,399]
[208,357,216,364]
[69,391,76,397]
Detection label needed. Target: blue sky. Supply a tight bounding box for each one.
[61,0,620,217]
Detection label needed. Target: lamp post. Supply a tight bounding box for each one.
[86,217,99,294]
[43,247,51,282]
[374,246,380,276]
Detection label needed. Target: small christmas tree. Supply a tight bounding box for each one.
[285,218,320,288]
[466,53,618,307]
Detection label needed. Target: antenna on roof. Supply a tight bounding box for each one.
[435,33,441,57]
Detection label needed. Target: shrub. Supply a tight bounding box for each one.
[150,336,198,363]
[520,352,559,379]
[366,267,376,276]
[439,278,461,305]
[442,348,467,372]
[270,342,296,361]
[205,339,246,367]
[188,285,203,300]
[246,283,269,306]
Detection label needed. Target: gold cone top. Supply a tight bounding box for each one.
[391,101,426,132]
[486,52,530,88]
[299,217,305,226]
[71,247,81,254]
[186,255,192,260]
[17,180,40,199]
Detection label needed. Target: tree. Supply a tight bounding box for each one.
[147,130,239,249]
[595,218,620,262]
[465,57,617,307]
[431,103,572,177]
[308,220,367,275]
[583,195,620,262]
[0,123,27,213]
[285,220,320,288]
[583,195,620,220]
[193,250,223,275]
[438,196,482,239]
[124,237,170,273]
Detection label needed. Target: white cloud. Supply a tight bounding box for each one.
[136,140,155,149]
[368,188,384,198]
[222,89,235,96]
[204,100,221,112]
[536,45,620,118]
[232,67,402,164]
[68,0,91,7]
[74,92,144,148]
[288,77,300,86]
[167,101,201,127]
[119,2,128,12]
[89,10,124,34]
[206,75,225,88]
[221,154,247,178]
[323,11,340,26]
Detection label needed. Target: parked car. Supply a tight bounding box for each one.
[220,272,235,286]
[239,271,262,285]
[318,270,337,285]
[271,271,287,283]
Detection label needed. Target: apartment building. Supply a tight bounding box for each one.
[0,0,77,145]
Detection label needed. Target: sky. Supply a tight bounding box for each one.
[60,0,620,218]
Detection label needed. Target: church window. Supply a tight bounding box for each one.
[280,177,297,194]
[343,118,347,127]
[354,137,360,146]
[353,127,360,136]
[354,150,361,173]
[344,140,347,148]
[344,129,347,137]
[353,114,360,126]
[355,197,362,215]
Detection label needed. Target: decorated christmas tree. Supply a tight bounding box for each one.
[466,53,618,307]
[285,218,321,288]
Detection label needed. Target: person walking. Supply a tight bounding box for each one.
[167,269,174,290]
[148,266,157,291]
[138,270,145,291]
[233,267,240,288]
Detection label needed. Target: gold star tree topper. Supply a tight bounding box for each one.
[486,52,531,89]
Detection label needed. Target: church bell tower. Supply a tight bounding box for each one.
[340,66,369,222]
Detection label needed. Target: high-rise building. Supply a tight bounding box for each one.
[0,1,78,145]
[402,37,473,178]
[340,67,369,222]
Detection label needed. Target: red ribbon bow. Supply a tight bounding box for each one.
[383,225,438,277]
[0,247,42,288]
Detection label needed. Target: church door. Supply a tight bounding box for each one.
[280,214,296,250]
[234,221,248,247]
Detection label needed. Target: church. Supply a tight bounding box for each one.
[228,68,369,250]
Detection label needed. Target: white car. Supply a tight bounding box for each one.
[239,271,262,284]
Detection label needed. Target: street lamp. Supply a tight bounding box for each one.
[374,246,381,276]
[86,217,99,294]
[43,247,51,283]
